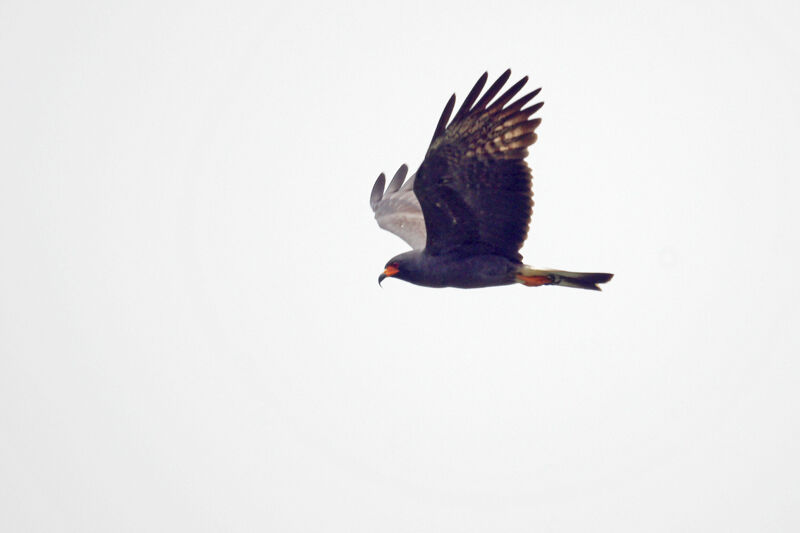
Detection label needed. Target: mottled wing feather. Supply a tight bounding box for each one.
[370,164,426,250]
[414,70,543,260]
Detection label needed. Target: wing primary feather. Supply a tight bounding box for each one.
[453,72,488,122]
[501,148,529,159]
[386,164,408,193]
[431,94,456,144]
[497,111,542,132]
[521,101,545,116]
[504,132,538,147]
[473,69,512,111]
[503,88,542,113]
[488,76,529,110]
[370,173,386,210]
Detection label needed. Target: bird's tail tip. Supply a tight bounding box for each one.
[516,267,613,291]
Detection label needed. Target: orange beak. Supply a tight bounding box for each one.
[378,265,399,286]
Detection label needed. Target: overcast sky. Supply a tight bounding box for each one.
[1,1,799,532]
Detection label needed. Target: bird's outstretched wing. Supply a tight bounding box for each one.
[369,164,426,250]
[414,70,543,260]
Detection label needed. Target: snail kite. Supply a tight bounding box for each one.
[370,70,613,290]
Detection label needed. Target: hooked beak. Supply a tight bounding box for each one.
[378,265,399,286]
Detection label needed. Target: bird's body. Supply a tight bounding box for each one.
[371,70,612,290]
[382,249,518,289]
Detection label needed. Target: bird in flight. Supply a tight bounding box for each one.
[370,70,612,290]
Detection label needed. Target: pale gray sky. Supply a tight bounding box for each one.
[1,1,799,531]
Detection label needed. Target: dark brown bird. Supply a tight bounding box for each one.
[370,70,613,290]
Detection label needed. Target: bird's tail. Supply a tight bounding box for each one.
[515,266,613,291]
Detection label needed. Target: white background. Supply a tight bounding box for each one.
[2,1,799,531]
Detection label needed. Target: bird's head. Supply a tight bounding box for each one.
[378,261,400,286]
[378,251,420,286]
